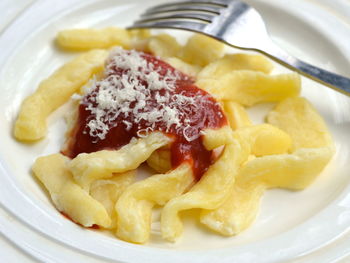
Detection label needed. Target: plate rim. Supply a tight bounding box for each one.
[1,0,350,262]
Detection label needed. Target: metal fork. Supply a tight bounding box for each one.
[129,0,350,96]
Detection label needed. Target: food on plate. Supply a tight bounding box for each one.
[57,27,130,50]
[33,153,111,227]
[178,34,225,67]
[14,26,334,244]
[14,49,108,141]
[196,70,301,106]
[200,97,334,235]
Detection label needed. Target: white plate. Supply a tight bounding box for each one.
[1,0,350,262]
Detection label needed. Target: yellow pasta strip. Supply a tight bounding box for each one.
[223,101,252,130]
[164,57,202,78]
[33,154,111,227]
[198,53,273,80]
[116,163,193,244]
[200,124,292,235]
[201,97,335,235]
[178,34,224,67]
[148,34,182,58]
[148,125,234,175]
[196,70,301,106]
[68,132,171,191]
[200,179,266,236]
[146,148,171,174]
[90,171,135,229]
[128,29,151,39]
[127,29,152,51]
[239,147,333,190]
[236,97,335,190]
[14,49,108,141]
[235,124,292,156]
[56,27,130,50]
[202,126,233,151]
[267,97,334,151]
[161,135,246,242]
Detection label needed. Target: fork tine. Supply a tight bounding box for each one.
[128,20,206,33]
[136,13,214,24]
[146,0,229,14]
[142,5,222,16]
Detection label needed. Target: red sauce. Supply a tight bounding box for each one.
[63,51,226,180]
[60,212,100,229]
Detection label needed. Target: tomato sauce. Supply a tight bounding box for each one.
[60,212,100,229]
[63,51,226,180]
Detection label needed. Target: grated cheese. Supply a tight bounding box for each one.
[80,47,209,142]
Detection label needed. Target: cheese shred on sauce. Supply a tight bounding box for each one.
[65,47,226,179]
[83,47,202,142]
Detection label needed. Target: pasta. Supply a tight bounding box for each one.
[68,132,171,191]
[33,154,111,227]
[56,27,130,50]
[90,170,135,229]
[201,97,334,235]
[13,27,334,244]
[197,53,274,80]
[14,49,108,141]
[178,34,225,67]
[116,163,193,243]
[147,33,182,58]
[223,101,252,130]
[146,148,172,174]
[196,70,301,106]
[164,57,202,78]
[161,135,245,242]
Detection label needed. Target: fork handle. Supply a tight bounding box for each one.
[259,44,350,96]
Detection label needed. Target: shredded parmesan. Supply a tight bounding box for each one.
[80,47,210,142]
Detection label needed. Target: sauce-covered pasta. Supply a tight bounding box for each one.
[64,48,226,180]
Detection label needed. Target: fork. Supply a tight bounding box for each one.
[129,0,350,96]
